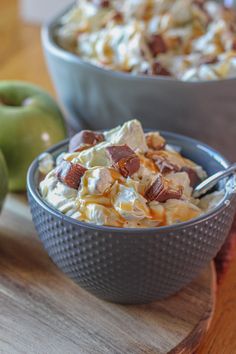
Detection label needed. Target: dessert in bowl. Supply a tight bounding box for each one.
[56,0,236,81]
[39,119,222,227]
[27,120,236,303]
[42,0,236,160]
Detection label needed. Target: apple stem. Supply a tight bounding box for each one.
[0,97,20,107]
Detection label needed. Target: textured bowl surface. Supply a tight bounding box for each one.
[27,132,236,304]
[42,6,236,161]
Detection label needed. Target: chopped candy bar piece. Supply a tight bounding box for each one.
[146,152,180,174]
[69,130,104,152]
[145,174,183,202]
[145,174,164,201]
[181,166,201,187]
[152,62,171,76]
[56,160,87,189]
[112,11,123,23]
[93,0,110,8]
[106,144,140,177]
[232,39,236,51]
[199,55,218,65]
[148,34,167,56]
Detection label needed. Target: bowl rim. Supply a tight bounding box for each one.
[41,3,236,85]
[27,130,236,234]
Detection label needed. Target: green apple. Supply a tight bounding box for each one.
[0,81,67,191]
[0,149,8,212]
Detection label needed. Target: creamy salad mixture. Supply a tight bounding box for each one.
[56,0,236,81]
[39,120,223,227]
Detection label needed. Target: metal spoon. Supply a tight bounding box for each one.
[193,162,236,198]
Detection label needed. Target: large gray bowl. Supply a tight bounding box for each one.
[42,5,236,161]
[27,132,236,304]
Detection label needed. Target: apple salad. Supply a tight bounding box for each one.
[56,0,236,81]
[39,120,223,228]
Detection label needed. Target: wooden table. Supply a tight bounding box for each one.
[0,194,217,354]
[1,1,236,352]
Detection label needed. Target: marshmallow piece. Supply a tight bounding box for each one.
[79,167,114,196]
[164,199,202,225]
[166,171,192,198]
[170,0,193,24]
[38,153,54,175]
[198,190,224,211]
[39,170,77,209]
[104,119,148,153]
[74,141,111,168]
[148,201,166,224]
[85,203,121,226]
[113,184,149,221]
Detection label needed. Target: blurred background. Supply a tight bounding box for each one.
[0,0,73,93]
[20,0,73,23]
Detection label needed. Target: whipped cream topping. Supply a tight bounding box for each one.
[39,119,224,227]
[56,0,236,81]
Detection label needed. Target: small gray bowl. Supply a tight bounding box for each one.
[27,132,236,304]
[41,4,236,161]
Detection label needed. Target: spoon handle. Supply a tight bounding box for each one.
[193,162,236,198]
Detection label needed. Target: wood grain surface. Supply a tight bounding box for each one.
[0,194,215,354]
[1,1,236,353]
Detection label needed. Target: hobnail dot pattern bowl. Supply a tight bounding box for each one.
[28,193,236,303]
[27,135,236,304]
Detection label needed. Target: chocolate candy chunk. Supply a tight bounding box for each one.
[194,0,205,8]
[181,166,201,187]
[56,161,87,189]
[148,35,167,56]
[145,174,183,202]
[152,62,171,76]
[146,152,180,174]
[199,55,218,65]
[112,11,123,23]
[143,63,171,77]
[93,0,110,8]
[229,21,236,32]
[232,39,236,51]
[106,145,140,177]
[145,174,164,202]
[69,130,104,152]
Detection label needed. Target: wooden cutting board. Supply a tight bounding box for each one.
[0,194,216,354]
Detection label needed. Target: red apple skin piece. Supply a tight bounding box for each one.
[0,81,67,191]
